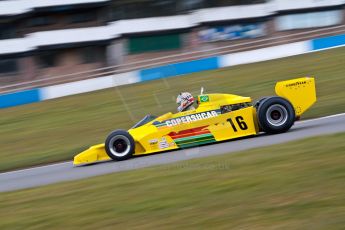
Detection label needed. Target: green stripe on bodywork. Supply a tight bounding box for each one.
[178,139,216,148]
[174,133,213,143]
[175,136,215,145]
[174,132,216,148]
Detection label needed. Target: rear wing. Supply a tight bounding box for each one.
[275,77,316,116]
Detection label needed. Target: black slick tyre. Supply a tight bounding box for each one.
[257,96,295,134]
[105,130,135,161]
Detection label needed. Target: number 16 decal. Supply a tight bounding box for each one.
[227,116,248,132]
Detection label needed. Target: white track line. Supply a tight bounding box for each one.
[0,161,71,176]
[296,112,345,124]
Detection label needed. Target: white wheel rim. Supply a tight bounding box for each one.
[266,104,288,127]
[108,135,131,157]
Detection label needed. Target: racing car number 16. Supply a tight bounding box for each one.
[227,116,248,132]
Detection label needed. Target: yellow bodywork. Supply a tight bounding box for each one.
[74,77,316,166]
[275,77,316,116]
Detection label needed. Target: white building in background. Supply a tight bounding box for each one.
[0,0,344,85]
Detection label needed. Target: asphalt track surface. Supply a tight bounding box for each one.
[1,113,345,192]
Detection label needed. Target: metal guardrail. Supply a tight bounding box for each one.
[1,24,345,94]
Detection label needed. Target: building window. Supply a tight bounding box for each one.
[27,16,57,27]
[177,0,204,12]
[111,0,178,20]
[0,59,18,74]
[68,11,98,24]
[128,33,182,54]
[79,46,103,64]
[37,52,59,68]
[204,0,266,7]
[151,0,176,15]
[276,10,343,31]
[0,25,16,39]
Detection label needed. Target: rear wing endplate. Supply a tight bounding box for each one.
[275,77,316,116]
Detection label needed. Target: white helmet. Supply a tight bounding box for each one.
[176,92,195,112]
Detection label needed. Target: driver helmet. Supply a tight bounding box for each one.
[176,92,194,112]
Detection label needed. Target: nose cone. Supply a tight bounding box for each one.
[73,144,110,166]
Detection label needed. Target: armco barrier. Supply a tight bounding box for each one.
[312,33,345,50]
[41,76,114,100]
[1,33,345,109]
[0,89,41,109]
[40,72,140,100]
[219,42,310,67]
[139,57,219,81]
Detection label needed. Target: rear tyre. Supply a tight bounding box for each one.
[254,97,267,109]
[257,96,295,134]
[105,130,135,161]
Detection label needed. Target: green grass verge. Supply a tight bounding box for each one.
[1,133,344,229]
[1,47,345,171]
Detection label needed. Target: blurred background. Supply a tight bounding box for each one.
[1,0,345,91]
[1,1,345,228]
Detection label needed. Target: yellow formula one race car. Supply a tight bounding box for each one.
[74,77,316,166]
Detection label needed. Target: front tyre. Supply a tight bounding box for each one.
[105,130,135,161]
[257,97,295,134]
